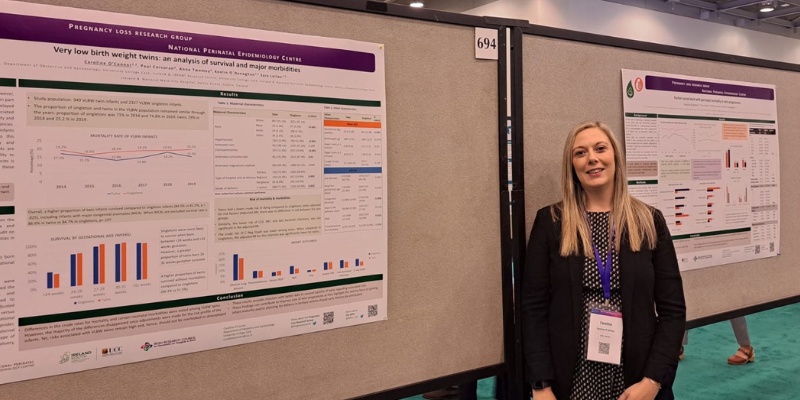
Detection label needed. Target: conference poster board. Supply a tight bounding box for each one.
[0,0,387,384]
[622,69,779,271]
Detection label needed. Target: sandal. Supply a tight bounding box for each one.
[727,345,755,365]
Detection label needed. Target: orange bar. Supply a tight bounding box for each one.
[258,271,263,278]
[54,274,60,288]
[345,261,349,268]
[121,243,127,282]
[238,258,244,280]
[323,120,381,128]
[142,243,148,280]
[277,271,282,277]
[361,261,365,267]
[77,253,83,286]
[99,244,106,284]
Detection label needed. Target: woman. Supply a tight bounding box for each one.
[522,122,686,400]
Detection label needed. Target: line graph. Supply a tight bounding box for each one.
[60,148,194,162]
[658,125,692,154]
[30,134,208,202]
[693,122,721,152]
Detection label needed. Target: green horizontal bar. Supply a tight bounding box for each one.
[0,206,14,215]
[624,113,657,118]
[656,114,774,124]
[19,274,383,326]
[672,227,750,241]
[19,79,381,107]
[627,180,658,185]
[0,78,15,87]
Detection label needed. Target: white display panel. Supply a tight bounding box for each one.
[0,0,387,383]
[622,69,779,271]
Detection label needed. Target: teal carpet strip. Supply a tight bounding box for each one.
[402,303,800,399]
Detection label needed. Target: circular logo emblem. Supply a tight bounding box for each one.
[634,77,644,92]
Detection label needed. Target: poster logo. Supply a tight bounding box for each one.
[634,77,644,92]
[58,350,94,364]
[141,337,196,352]
[626,81,635,98]
[101,347,123,357]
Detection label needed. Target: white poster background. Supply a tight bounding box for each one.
[622,69,779,271]
[0,1,387,384]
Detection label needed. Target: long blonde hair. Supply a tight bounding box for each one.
[553,121,657,257]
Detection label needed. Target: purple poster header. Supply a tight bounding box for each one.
[645,75,774,101]
[0,12,375,72]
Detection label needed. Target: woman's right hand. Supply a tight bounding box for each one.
[533,387,557,400]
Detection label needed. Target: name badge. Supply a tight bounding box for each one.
[586,307,623,365]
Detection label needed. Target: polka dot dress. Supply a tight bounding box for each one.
[569,212,626,400]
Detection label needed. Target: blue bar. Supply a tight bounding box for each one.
[93,246,99,285]
[47,272,53,289]
[307,270,312,273]
[340,260,344,269]
[115,244,121,283]
[324,167,382,174]
[271,272,276,277]
[136,243,142,280]
[233,254,239,281]
[253,271,258,279]
[324,262,328,270]
[70,254,77,287]
[290,266,295,275]
[356,258,360,266]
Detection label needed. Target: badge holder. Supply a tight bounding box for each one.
[585,301,623,365]
[584,217,622,365]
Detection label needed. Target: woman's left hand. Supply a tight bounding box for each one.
[617,378,660,400]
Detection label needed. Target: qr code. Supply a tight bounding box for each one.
[598,342,610,355]
[368,304,378,317]
[323,312,334,325]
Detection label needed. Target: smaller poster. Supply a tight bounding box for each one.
[622,69,779,271]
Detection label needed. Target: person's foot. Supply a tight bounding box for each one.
[727,345,755,365]
[422,386,459,400]
[678,345,685,361]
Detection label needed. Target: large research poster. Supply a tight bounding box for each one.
[0,1,387,383]
[622,69,779,271]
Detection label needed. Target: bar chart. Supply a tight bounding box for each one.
[673,188,691,226]
[228,253,366,282]
[726,184,748,204]
[724,148,747,169]
[45,241,149,289]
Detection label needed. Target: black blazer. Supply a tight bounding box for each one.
[522,204,686,399]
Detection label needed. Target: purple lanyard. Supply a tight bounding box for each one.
[588,216,615,302]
